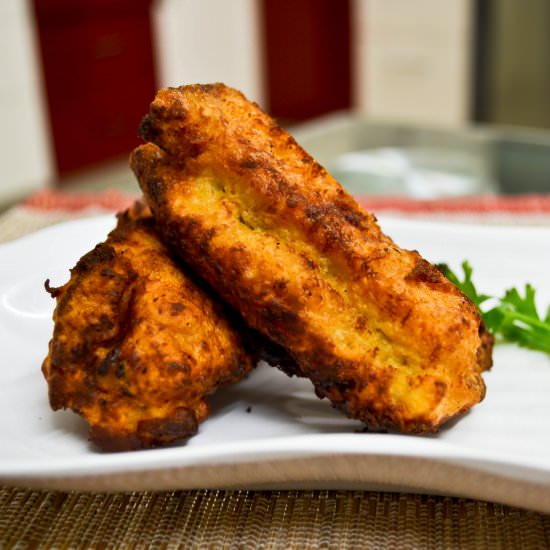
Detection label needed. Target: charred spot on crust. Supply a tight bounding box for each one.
[97,348,122,376]
[194,227,217,257]
[183,142,204,159]
[299,253,317,271]
[355,316,367,330]
[238,213,255,230]
[119,198,150,223]
[317,377,356,396]
[146,177,165,205]
[309,162,326,178]
[406,257,443,284]
[115,363,125,379]
[137,407,198,445]
[305,205,325,224]
[168,361,191,374]
[89,426,143,452]
[262,298,300,329]
[197,83,218,94]
[149,101,173,121]
[286,196,299,208]
[262,343,298,371]
[139,115,156,142]
[89,408,198,452]
[72,244,116,275]
[44,278,61,298]
[341,208,367,229]
[240,158,259,170]
[274,279,288,291]
[170,302,185,314]
[84,314,117,343]
[477,321,495,371]
[47,375,67,410]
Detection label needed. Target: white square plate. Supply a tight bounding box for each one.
[1,214,549,511]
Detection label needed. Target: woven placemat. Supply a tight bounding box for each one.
[2,190,550,548]
[2,488,550,549]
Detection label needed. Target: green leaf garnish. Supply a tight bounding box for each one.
[438,261,550,355]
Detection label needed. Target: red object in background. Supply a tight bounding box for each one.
[261,0,352,123]
[33,0,157,177]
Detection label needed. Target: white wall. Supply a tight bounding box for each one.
[152,0,265,107]
[0,0,52,207]
[353,0,473,126]
[0,0,264,209]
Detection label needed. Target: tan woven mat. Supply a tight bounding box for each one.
[2,488,550,549]
[2,190,550,548]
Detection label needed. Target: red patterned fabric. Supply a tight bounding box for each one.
[19,189,550,218]
[357,194,550,214]
[22,189,138,212]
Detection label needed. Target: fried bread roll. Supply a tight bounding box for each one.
[42,200,254,451]
[131,83,492,433]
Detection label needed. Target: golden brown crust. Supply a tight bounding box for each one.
[477,322,495,372]
[42,200,254,451]
[131,83,491,433]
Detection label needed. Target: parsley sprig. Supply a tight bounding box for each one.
[438,261,550,355]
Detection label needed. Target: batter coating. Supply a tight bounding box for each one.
[131,83,492,433]
[42,201,254,451]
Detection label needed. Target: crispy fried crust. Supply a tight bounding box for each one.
[131,83,492,433]
[42,200,254,451]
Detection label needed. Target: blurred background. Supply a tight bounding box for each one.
[2,0,550,209]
